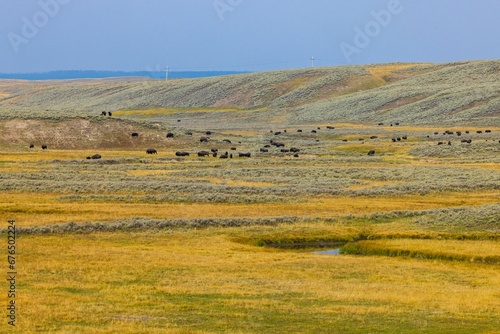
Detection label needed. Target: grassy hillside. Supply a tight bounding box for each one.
[0,60,499,126]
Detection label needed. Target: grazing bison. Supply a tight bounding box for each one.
[274,142,285,147]
[86,156,91,159]
[342,139,348,142]
[281,149,290,153]
[297,129,302,132]
[290,147,300,153]
[485,130,492,133]
[395,122,400,126]
[260,148,269,152]
[370,136,378,139]
[448,141,451,145]
[146,148,157,154]
[211,148,218,153]
[326,126,335,129]
[101,111,106,116]
[198,151,210,157]
[212,152,217,157]
[293,154,299,158]
[175,151,189,157]
[367,150,375,156]
[378,123,384,126]
[230,147,236,150]
[29,144,34,149]
[402,136,407,140]
[311,130,317,133]
[166,133,174,138]
[185,132,193,136]
[274,131,282,135]
[131,133,139,137]
[200,137,209,143]
[391,138,396,142]
[434,132,439,135]
[222,139,232,143]
[263,144,271,148]
[284,129,287,133]
[396,137,401,141]
[205,131,212,135]
[477,131,482,134]
[437,142,444,145]
[41,145,47,150]
[238,152,251,158]
[317,127,321,130]
[220,153,228,159]
[108,112,112,116]
[177,119,181,122]
[461,139,472,143]
[91,154,101,159]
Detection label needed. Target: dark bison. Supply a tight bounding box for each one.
[477,131,482,134]
[394,122,400,126]
[220,153,228,159]
[281,149,290,153]
[166,133,174,138]
[311,130,317,133]
[230,147,236,150]
[260,148,268,152]
[108,112,112,117]
[223,139,232,143]
[437,142,444,145]
[297,129,303,132]
[378,123,384,126]
[131,133,139,137]
[391,138,396,142]
[211,148,218,153]
[177,119,181,122]
[197,151,210,157]
[185,132,193,136]
[402,136,407,140]
[485,130,492,133]
[326,126,335,129]
[29,144,34,149]
[367,150,375,156]
[238,152,251,158]
[274,131,282,135]
[461,139,472,143]
[290,147,300,153]
[448,141,451,145]
[146,148,157,154]
[370,136,378,139]
[175,151,189,157]
[293,154,299,158]
[205,131,212,135]
[274,142,285,147]
[41,145,47,150]
[200,137,209,143]
[101,111,106,116]
[91,154,101,159]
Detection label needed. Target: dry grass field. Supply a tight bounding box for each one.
[1,61,499,333]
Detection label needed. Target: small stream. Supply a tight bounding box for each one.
[311,249,340,255]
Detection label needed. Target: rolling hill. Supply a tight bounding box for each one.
[0,60,499,127]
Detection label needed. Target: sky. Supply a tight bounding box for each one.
[1,0,499,73]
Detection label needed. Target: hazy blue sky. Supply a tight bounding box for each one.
[1,0,499,73]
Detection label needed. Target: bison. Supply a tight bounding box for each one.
[29,144,34,149]
[131,133,139,137]
[41,145,47,150]
[146,148,157,154]
[222,139,232,143]
[200,137,209,143]
[367,150,375,156]
[108,112,112,117]
[297,129,303,132]
[370,136,378,139]
[197,151,210,157]
[290,147,300,153]
[293,154,299,158]
[311,130,317,133]
[175,151,189,157]
[91,154,101,159]
[205,131,212,135]
[166,133,174,138]
[238,152,251,158]
[274,131,282,135]
[260,148,269,152]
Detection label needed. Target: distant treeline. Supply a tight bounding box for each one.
[0,70,250,80]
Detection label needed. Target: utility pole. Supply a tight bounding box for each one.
[166,66,169,81]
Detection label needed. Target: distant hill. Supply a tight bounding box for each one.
[0,70,249,80]
[0,60,498,126]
